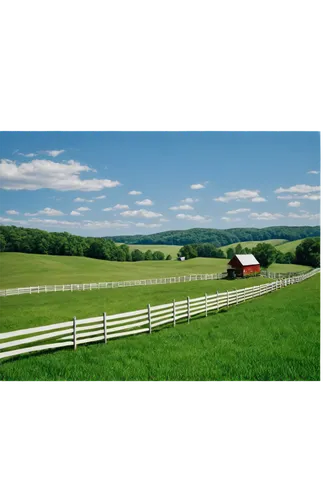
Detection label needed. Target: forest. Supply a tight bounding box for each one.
[110,226,320,246]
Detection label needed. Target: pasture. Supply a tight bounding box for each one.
[276,238,312,253]
[116,243,181,259]
[0,273,320,381]
[0,253,228,289]
[220,239,287,251]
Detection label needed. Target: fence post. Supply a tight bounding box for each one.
[187,296,190,323]
[30,287,32,294]
[147,304,152,333]
[63,284,64,292]
[73,317,77,350]
[205,293,208,316]
[71,284,73,292]
[173,299,176,327]
[103,312,107,343]
[216,291,219,311]
[236,289,238,305]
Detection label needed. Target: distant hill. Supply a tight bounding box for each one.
[109,226,320,247]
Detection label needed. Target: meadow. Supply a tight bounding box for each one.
[0,274,320,381]
[116,243,181,259]
[220,239,287,251]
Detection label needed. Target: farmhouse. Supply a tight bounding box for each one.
[227,254,260,277]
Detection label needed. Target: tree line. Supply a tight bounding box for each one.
[177,238,320,268]
[0,225,171,262]
[110,226,320,246]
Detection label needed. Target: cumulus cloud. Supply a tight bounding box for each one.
[214,189,266,203]
[308,170,319,174]
[176,213,211,222]
[0,217,28,225]
[190,183,205,190]
[76,207,91,212]
[274,184,320,194]
[181,197,199,203]
[42,150,65,157]
[6,209,20,215]
[288,201,301,207]
[221,216,241,222]
[169,204,194,211]
[226,208,250,214]
[249,212,284,220]
[120,209,162,218]
[135,223,162,228]
[73,197,94,203]
[103,204,129,211]
[128,190,142,195]
[159,218,169,222]
[70,211,82,216]
[0,158,121,191]
[287,212,320,220]
[135,199,154,206]
[94,195,106,200]
[0,216,130,230]
[24,207,65,216]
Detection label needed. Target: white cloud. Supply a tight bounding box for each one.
[73,197,94,203]
[159,218,169,222]
[0,158,121,191]
[249,212,284,220]
[42,150,65,157]
[0,217,28,225]
[120,209,162,218]
[221,216,241,222]
[226,208,250,214]
[277,193,320,201]
[0,216,129,230]
[307,170,319,174]
[76,207,91,212]
[176,213,211,222]
[94,195,106,200]
[169,204,194,211]
[190,183,205,190]
[6,209,20,215]
[214,189,266,203]
[274,184,320,194]
[221,217,231,221]
[288,201,301,207]
[70,211,82,216]
[251,196,267,202]
[135,199,154,206]
[277,195,294,200]
[181,197,199,203]
[128,190,142,195]
[135,223,162,228]
[18,152,37,158]
[24,207,65,216]
[287,212,320,220]
[103,204,129,211]
[302,194,320,201]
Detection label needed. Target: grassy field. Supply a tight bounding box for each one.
[0,274,320,381]
[276,238,309,253]
[0,276,272,333]
[116,243,181,259]
[267,263,311,273]
[220,239,287,251]
[0,253,228,288]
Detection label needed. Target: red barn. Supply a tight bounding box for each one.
[227,254,260,277]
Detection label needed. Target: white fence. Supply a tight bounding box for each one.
[0,273,227,297]
[0,268,320,362]
[260,269,307,279]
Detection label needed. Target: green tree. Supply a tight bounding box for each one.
[152,250,165,260]
[166,254,172,260]
[144,250,153,260]
[131,249,145,261]
[235,243,243,254]
[252,243,277,268]
[0,233,6,251]
[295,238,320,267]
[178,245,198,260]
[226,247,234,260]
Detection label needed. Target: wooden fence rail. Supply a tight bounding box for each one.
[0,268,320,362]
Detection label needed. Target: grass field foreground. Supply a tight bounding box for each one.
[0,274,320,381]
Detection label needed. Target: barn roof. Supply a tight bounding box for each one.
[233,254,260,266]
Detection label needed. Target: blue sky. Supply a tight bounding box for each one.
[0,132,320,236]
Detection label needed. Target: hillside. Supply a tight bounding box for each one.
[110,226,320,246]
[115,243,181,259]
[220,239,287,251]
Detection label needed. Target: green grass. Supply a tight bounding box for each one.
[0,276,272,333]
[0,274,320,381]
[116,243,181,259]
[267,263,312,273]
[0,253,228,288]
[220,239,287,251]
[276,238,309,253]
